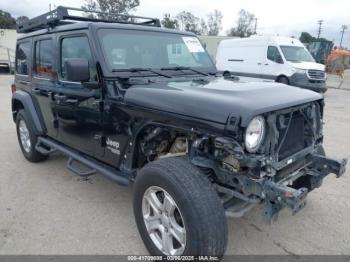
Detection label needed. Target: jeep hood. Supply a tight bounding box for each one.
[124,78,322,126]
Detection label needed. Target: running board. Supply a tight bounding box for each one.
[36,137,130,186]
[67,157,96,177]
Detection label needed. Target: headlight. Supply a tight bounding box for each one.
[295,68,307,74]
[245,116,266,153]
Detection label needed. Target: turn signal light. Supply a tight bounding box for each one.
[11,84,16,93]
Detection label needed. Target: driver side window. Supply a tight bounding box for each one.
[60,36,97,81]
[267,46,284,64]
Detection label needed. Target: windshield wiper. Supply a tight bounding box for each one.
[112,68,171,78]
[160,66,209,76]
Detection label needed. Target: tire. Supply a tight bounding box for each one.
[276,76,289,85]
[133,157,227,256]
[16,109,47,162]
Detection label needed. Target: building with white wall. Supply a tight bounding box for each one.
[0,29,17,72]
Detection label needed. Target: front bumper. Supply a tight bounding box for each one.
[263,154,347,222]
[201,149,347,222]
[290,72,327,93]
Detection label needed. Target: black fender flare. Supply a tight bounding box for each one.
[12,90,45,135]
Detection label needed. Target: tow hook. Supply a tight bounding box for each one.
[263,181,308,223]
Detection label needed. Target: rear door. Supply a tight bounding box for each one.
[31,36,58,138]
[15,40,32,100]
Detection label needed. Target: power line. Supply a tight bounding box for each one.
[340,25,348,48]
[317,19,323,39]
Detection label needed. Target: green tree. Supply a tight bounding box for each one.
[0,10,16,29]
[16,16,29,24]
[299,32,316,43]
[199,18,208,35]
[176,11,201,35]
[227,9,255,37]
[161,13,178,29]
[82,0,140,20]
[207,9,223,36]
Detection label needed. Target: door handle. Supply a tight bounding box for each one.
[54,94,67,104]
[257,63,262,65]
[54,94,67,100]
[264,63,269,66]
[65,98,79,104]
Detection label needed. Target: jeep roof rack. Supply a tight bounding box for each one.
[16,6,161,33]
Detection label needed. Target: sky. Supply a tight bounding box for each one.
[1,0,349,48]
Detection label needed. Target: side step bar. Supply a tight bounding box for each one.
[36,137,130,186]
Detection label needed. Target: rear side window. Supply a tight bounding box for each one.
[34,39,53,78]
[61,36,96,81]
[267,46,283,64]
[16,42,31,75]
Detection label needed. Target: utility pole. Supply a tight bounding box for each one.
[317,20,323,39]
[254,18,258,34]
[340,25,347,48]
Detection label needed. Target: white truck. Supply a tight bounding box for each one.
[216,36,327,93]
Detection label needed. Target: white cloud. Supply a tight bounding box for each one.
[1,0,349,47]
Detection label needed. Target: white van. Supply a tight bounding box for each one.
[216,36,327,93]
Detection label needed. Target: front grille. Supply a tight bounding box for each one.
[274,103,320,161]
[277,113,305,161]
[307,70,325,80]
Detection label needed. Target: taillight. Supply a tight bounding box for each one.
[11,84,16,93]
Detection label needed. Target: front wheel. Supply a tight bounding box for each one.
[276,76,289,85]
[133,157,227,256]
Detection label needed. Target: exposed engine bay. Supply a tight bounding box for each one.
[133,101,347,222]
[137,127,188,166]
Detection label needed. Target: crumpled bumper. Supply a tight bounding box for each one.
[263,153,347,222]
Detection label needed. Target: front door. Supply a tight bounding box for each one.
[53,34,103,158]
[262,45,284,80]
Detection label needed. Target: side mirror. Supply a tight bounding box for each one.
[276,56,284,64]
[65,58,90,82]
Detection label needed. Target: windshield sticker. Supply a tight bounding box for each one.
[182,37,205,53]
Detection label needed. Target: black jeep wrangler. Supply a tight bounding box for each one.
[12,6,347,257]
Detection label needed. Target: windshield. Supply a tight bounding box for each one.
[98,29,215,73]
[280,46,315,62]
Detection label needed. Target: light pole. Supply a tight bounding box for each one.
[340,25,347,48]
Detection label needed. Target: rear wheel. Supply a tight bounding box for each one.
[16,109,47,162]
[276,76,289,85]
[133,157,227,256]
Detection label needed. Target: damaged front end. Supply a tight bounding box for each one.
[189,100,347,222]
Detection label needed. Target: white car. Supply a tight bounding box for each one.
[216,36,327,93]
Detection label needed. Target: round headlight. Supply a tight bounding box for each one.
[245,116,265,153]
